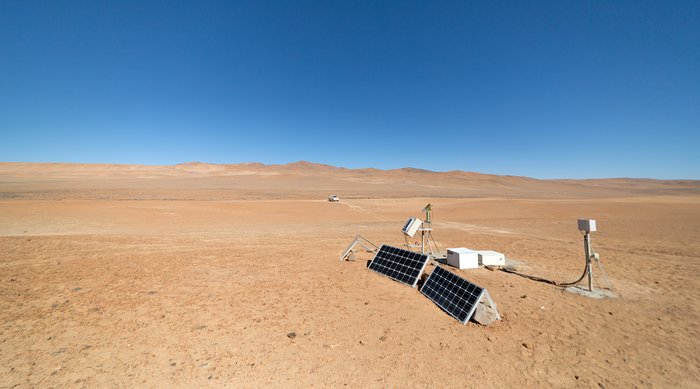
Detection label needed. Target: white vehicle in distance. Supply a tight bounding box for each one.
[328,194,340,202]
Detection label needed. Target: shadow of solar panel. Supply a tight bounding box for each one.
[368,244,430,288]
[420,265,485,324]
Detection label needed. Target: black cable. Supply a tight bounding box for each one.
[559,230,592,286]
[559,260,589,286]
[499,257,589,287]
[501,230,594,287]
[499,267,560,285]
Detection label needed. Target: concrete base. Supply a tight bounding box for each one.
[565,285,617,299]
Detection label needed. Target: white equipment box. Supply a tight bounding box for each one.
[578,219,596,232]
[446,248,479,269]
[478,250,505,266]
[402,217,422,237]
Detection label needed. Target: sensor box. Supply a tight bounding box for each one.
[478,250,505,266]
[402,217,422,237]
[578,219,597,232]
[446,248,479,269]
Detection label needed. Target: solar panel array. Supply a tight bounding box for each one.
[368,244,430,288]
[420,265,485,324]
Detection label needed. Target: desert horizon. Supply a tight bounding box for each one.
[4,159,700,179]
[2,161,699,202]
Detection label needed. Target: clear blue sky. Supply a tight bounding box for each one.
[1,1,698,179]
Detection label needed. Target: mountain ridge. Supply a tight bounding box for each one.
[1,161,698,201]
[3,160,696,182]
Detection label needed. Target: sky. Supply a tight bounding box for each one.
[0,1,698,179]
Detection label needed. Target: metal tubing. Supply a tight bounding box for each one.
[585,233,592,291]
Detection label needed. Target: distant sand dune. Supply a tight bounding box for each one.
[0,161,698,200]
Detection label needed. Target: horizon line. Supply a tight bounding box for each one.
[1,160,697,182]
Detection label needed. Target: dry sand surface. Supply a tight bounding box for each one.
[1,162,700,388]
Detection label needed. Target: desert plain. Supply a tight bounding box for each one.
[1,161,699,388]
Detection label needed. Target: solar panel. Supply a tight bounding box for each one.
[420,265,485,324]
[368,244,430,288]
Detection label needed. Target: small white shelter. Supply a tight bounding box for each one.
[478,250,505,266]
[446,248,479,269]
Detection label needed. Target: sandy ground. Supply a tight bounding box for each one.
[1,163,700,388]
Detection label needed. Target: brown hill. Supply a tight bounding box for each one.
[0,161,698,200]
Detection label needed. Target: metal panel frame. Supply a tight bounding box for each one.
[339,235,379,261]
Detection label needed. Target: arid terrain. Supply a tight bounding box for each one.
[1,162,699,388]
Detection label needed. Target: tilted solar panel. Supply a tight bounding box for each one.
[368,244,430,288]
[420,265,485,324]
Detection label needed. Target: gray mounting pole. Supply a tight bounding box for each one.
[584,232,593,292]
[422,206,431,256]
